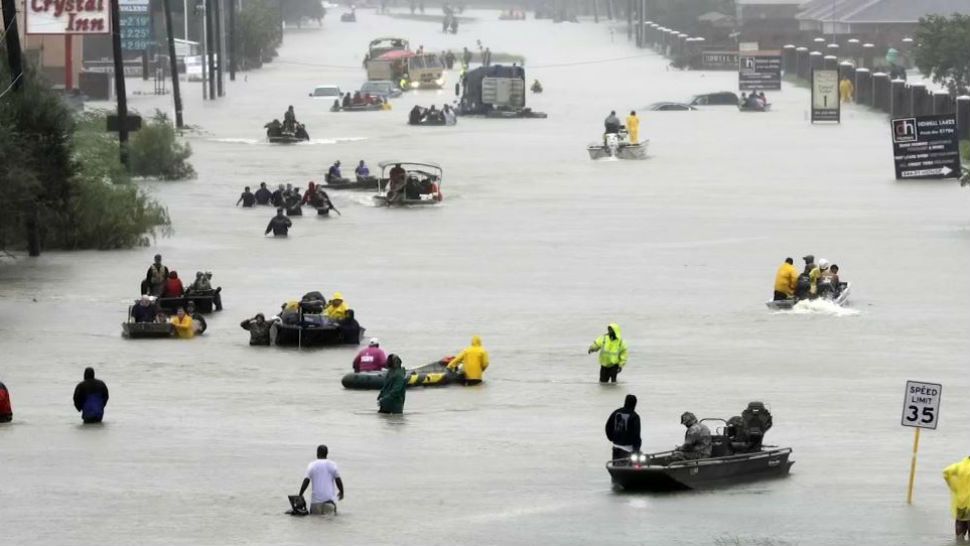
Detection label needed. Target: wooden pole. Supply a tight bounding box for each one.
[110,0,131,168]
[213,0,224,96]
[228,0,236,80]
[162,0,184,127]
[906,427,921,504]
[205,0,216,99]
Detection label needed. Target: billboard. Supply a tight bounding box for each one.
[890,114,961,180]
[739,53,781,91]
[700,51,739,71]
[811,69,840,123]
[120,0,152,52]
[26,0,111,35]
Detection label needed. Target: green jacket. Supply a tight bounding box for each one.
[589,323,628,368]
[378,367,407,414]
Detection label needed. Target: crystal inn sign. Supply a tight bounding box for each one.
[27,0,111,34]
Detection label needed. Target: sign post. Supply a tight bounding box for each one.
[890,115,961,180]
[811,69,840,123]
[901,380,942,504]
[739,52,782,92]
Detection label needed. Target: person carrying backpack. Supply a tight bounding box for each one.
[605,394,642,461]
[73,367,109,424]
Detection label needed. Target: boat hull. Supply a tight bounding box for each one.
[588,140,649,160]
[157,294,216,314]
[325,176,380,190]
[765,283,851,310]
[607,448,794,491]
[341,360,464,389]
[122,322,174,339]
[274,322,365,347]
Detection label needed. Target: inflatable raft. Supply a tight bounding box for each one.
[341,359,463,389]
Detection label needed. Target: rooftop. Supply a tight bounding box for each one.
[798,0,970,23]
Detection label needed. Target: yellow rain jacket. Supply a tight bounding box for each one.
[773,262,799,297]
[839,78,854,102]
[590,323,628,368]
[170,315,195,339]
[809,266,821,295]
[324,292,349,320]
[626,114,640,144]
[448,336,490,381]
[944,458,970,520]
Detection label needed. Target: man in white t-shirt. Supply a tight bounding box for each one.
[298,444,345,515]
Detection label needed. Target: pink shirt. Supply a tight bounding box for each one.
[353,347,388,372]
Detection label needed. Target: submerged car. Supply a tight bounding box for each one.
[309,85,343,99]
[360,80,402,99]
[644,102,697,111]
[688,91,739,106]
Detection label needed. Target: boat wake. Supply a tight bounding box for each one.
[779,299,859,317]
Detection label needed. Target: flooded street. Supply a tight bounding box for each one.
[2,9,970,545]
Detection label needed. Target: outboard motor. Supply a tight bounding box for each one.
[740,401,772,451]
[604,133,620,157]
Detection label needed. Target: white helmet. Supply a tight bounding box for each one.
[818,258,830,270]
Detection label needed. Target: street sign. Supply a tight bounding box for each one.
[107,114,143,132]
[890,114,961,180]
[739,53,781,91]
[700,51,739,71]
[811,69,840,123]
[901,380,942,430]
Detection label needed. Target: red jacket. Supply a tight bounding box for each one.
[0,382,11,421]
[163,278,184,298]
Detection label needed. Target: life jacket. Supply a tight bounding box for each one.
[149,265,167,285]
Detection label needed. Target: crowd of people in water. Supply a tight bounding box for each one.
[773,254,845,302]
[408,104,457,125]
[333,91,391,111]
[739,91,769,110]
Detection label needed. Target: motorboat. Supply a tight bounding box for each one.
[588,132,648,160]
[607,447,794,491]
[607,403,793,491]
[331,102,386,112]
[156,291,218,314]
[373,160,443,207]
[341,359,464,389]
[738,102,772,112]
[340,11,356,22]
[266,122,310,144]
[765,282,851,310]
[324,176,380,191]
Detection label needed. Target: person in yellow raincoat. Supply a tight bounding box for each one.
[447,336,490,385]
[944,457,970,540]
[324,292,349,321]
[839,77,854,103]
[588,323,627,383]
[625,110,640,144]
[169,307,195,339]
[773,257,798,301]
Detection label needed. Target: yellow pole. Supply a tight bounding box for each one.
[907,427,921,504]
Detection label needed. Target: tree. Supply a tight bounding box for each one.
[282,0,324,27]
[914,14,970,95]
[239,0,282,69]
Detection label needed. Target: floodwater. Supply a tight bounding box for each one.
[2,9,970,546]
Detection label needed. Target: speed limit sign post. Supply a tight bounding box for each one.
[901,380,942,505]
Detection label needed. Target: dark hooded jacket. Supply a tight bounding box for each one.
[605,395,641,450]
[73,368,109,423]
[378,355,407,414]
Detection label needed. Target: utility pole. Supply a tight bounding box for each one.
[110,0,131,168]
[205,0,216,99]
[213,0,223,96]
[592,0,598,23]
[1,0,24,93]
[228,0,236,80]
[637,0,644,47]
[200,0,208,100]
[626,0,632,40]
[162,0,184,127]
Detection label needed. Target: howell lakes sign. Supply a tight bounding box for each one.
[27,0,111,35]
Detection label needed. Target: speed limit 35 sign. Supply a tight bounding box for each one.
[901,380,942,430]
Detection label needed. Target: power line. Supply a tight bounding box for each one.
[0,72,23,101]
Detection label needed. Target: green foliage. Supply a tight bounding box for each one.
[240,0,282,69]
[129,110,195,180]
[961,140,970,162]
[282,0,324,27]
[914,14,970,95]
[646,0,735,35]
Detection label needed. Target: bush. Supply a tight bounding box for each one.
[129,110,195,180]
[961,140,970,162]
[240,0,282,69]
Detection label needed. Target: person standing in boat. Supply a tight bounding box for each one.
[603,111,621,135]
[447,335,490,385]
[73,367,109,424]
[588,323,627,383]
[237,186,256,207]
[625,111,639,144]
[378,354,407,414]
[944,456,970,541]
[353,338,388,373]
[144,254,169,296]
[283,106,297,132]
[265,208,293,237]
[605,394,641,461]
[773,257,798,301]
[671,412,712,461]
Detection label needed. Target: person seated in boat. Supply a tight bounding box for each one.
[387,163,407,203]
[605,394,642,461]
[604,111,621,135]
[265,119,283,138]
[283,105,297,132]
[327,161,343,183]
[294,123,309,141]
[362,93,374,105]
[409,105,425,125]
[757,91,767,105]
[240,313,273,346]
[794,255,819,300]
[828,264,843,295]
[162,271,185,299]
[324,292,349,321]
[342,93,352,108]
[169,307,195,339]
[187,271,223,311]
[131,295,156,323]
[773,257,798,301]
[447,335,489,385]
[255,182,272,205]
[355,160,370,181]
[353,338,388,373]
[186,301,207,335]
[352,91,364,105]
[670,412,712,461]
[271,184,285,207]
[339,309,362,342]
[531,79,543,93]
[815,259,838,298]
[265,208,293,237]
[237,186,256,208]
[153,309,169,324]
[739,92,747,107]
